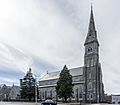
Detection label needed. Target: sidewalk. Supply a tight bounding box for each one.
[57,102,80,105]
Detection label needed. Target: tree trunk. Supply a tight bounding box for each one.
[64,97,67,102]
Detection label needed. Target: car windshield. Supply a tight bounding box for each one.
[45,99,54,103]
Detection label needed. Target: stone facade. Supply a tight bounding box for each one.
[83,6,104,103]
[38,6,104,103]
[39,67,84,101]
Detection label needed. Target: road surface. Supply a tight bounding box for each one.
[0,102,40,105]
[0,102,118,105]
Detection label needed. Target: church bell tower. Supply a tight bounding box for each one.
[83,5,103,103]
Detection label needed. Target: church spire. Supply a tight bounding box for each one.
[89,4,95,32]
[84,5,99,46]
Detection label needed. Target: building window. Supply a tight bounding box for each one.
[76,88,79,101]
[79,85,83,98]
[88,82,92,91]
[88,47,93,53]
[79,93,82,98]
[87,60,90,67]
[89,73,91,79]
[42,91,44,99]
[72,90,75,99]
[87,93,93,99]
[45,91,47,99]
[87,94,89,98]
[39,91,41,100]
[80,85,83,92]
[91,59,94,66]
[93,88,95,93]
[91,94,93,98]
[50,90,52,98]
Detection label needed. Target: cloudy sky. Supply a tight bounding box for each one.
[0,0,120,94]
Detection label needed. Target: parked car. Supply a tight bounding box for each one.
[41,98,57,105]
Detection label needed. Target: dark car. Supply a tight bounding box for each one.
[41,99,57,105]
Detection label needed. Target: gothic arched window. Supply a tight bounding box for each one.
[89,73,91,79]
[45,90,47,99]
[50,90,52,98]
[79,85,83,98]
[88,82,92,91]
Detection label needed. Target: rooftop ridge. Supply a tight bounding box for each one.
[46,66,83,74]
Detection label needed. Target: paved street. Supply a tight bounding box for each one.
[0,102,38,105]
[0,102,79,105]
[0,102,78,105]
[0,102,40,105]
[0,102,118,105]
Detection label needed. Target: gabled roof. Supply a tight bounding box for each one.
[0,84,6,88]
[40,67,83,81]
[10,85,20,95]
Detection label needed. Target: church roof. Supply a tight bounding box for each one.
[40,67,83,81]
[0,84,6,88]
[10,85,20,95]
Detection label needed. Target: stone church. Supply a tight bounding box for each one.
[39,6,104,103]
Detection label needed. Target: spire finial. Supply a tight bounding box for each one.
[91,2,93,9]
[91,2,93,13]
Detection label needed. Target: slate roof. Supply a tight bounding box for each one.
[0,84,6,88]
[84,5,99,46]
[40,67,83,81]
[9,85,20,96]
